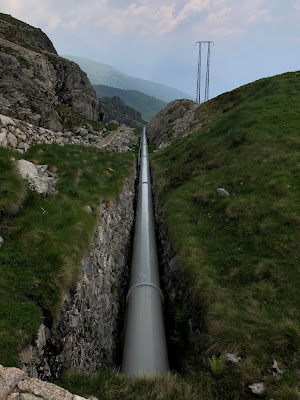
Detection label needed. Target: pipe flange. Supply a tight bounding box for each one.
[126,282,164,303]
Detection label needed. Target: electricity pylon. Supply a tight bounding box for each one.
[196,41,214,104]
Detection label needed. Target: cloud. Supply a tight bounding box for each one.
[0,0,295,38]
[295,0,300,11]
[0,0,63,31]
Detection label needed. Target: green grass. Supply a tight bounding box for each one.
[57,369,214,400]
[54,103,119,134]
[0,148,27,216]
[0,144,134,366]
[54,103,104,132]
[151,71,300,397]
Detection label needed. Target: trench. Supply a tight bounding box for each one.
[20,133,203,381]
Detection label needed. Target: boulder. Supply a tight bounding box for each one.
[217,188,229,197]
[0,131,7,147]
[0,115,15,127]
[248,382,265,395]
[7,133,18,148]
[16,160,58,197]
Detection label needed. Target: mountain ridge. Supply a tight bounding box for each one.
[93,84,167,122]
[62,55,193,103]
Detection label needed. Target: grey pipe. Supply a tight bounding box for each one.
[122,127,169,376]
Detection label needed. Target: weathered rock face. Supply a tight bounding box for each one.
[0,364,96,400]
[0,18,102,131]
[0,13,57,55]
[147,99,200,149]
[101,96,146,129]
[20,169,137,379]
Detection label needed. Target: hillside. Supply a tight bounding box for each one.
[0,13,138,382]
[0,12,57,54]
[62,55,192,103]
[149,71,300,399]
[93,84,167,122]
[100,96,146,129]
[0,14,103,131]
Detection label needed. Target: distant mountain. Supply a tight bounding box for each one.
[101,96,146,129]
[62,56,192,103]
[93,84,167,122]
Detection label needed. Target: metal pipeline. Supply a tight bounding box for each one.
[121,127,169,376]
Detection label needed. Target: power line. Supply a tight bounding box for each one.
[195,41,214,104]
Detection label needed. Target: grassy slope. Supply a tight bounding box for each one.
[150,71,300,398]
[93,84,167,122]
[0,144,135,366]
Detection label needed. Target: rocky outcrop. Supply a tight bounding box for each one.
[0,16,102,131]
[101,96,146,129]
[0,364,96,400]
[147,99,201,149]
[20,169,136,379]
[15,160,58,197]
[0,13,57,55]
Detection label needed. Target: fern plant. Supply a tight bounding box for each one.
[207,355,226,377]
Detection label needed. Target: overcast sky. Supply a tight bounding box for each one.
[1,0,299,100]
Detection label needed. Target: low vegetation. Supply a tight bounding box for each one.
[54,103,103,132]
[0,144,134,366]
[57,369,213,400]
[151,71,300,398]
[0,148,26,216]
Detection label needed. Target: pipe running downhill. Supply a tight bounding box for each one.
[121,127,169,376]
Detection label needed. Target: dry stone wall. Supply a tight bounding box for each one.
[0,114,104,152]
[0,115,139,154]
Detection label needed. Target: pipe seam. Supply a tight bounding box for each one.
[126,282,164,303]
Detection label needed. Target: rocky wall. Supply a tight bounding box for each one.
[20,167,137,379]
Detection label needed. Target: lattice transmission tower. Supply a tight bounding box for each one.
[196,41,214,104]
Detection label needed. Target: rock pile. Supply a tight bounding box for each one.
[0,114,104,152]
[0,115,138,153]
[100,124,139,152]
[0,364,97,400]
